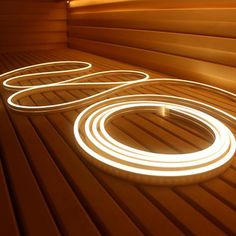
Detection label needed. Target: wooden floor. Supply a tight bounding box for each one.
[0,48,236,236]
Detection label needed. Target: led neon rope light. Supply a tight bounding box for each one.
[1,61,236,185]
[2,61,149,113]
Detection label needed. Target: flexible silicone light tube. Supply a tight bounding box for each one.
[1,61,235,185]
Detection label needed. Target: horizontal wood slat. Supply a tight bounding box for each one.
[0,1,67,53]
[69,26,236,68]
[0,32,66,43]
[68,3,236,91]
[0,20,66,31]
[69,38,236,92]
[0,43,66,54]
[69,0,236,9]
[68,9,236,36]
[69,8,236,22]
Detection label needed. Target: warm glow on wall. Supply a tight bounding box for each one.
[69,0,134,8]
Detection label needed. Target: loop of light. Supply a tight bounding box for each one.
[2,61,149,113]
[1,61,236,185]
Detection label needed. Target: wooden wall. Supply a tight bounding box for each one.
[0,0,67,53]
[67,0,236,91]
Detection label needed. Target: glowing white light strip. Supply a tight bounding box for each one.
[1,61,149,113]
[2,61,92,91]
[1,61,236,185]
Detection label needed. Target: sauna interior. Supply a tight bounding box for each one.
[1,0,236,235]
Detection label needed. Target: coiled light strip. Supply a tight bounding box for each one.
[74,94,236,184]
[1,61,236,185]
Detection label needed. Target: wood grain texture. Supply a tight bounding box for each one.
[67,1,236,92]
[0,48,236,235]
[0,0,67,53]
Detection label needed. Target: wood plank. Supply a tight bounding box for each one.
[69,8,236,22]
[0,32,66,44]
[0,21,67,33]
[9,111,100,236]
[31,114,144,236]
[0,99,60,236]
[141,186,226,236]
[68,38,236,92]
[0,0,67,53]
[69,26,236,68]
[68,9,236,38]
[0,43,66,54]
[176,186,236,234]
[0,2,65,15]
[0,13,66,21]
[0,159,19,236]
[69,0,236,9]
